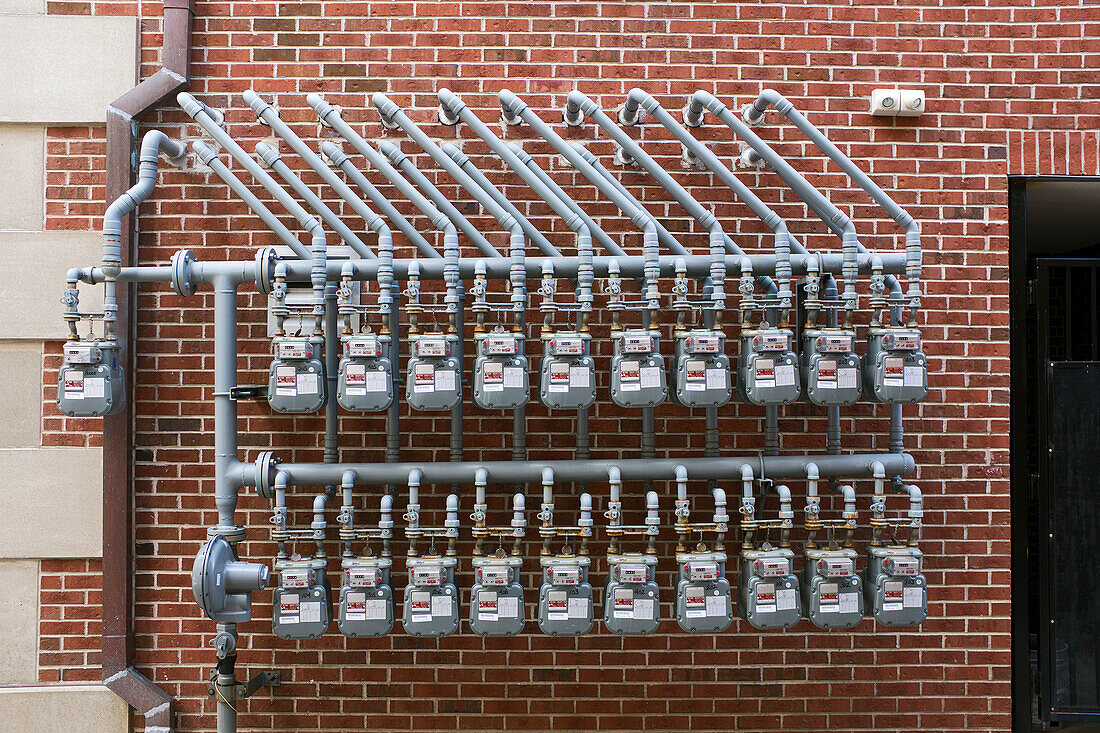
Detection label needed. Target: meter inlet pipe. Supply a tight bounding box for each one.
[373,93,560,257]
[772,483,794,547]
[741,89,922,321]
[870,461,887,547]
[893,478,923,545]
[674,465,690,552]
[101,130,186,342]
[832,482,858,546]
[804,462,821,548]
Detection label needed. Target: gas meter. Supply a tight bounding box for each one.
[603,555,660,635]
[537,556,594,636]
[472,331,529,410]
[737,327,800,405]
[268,335,326,414]
[609,329,666,408]
[863,326,928,403]
[336,334,393,412]
[56,340,126,417]
[401,556,459,637]
[336,557,394,638]
[674,553,733,633]
[800,329,861,406]
[538,333,596,410]
[272,559,332,640]
[863,546,927,626]
[671,330,732,408]
[469,556,526,636]
[737,547,801,630]
[406,333,462,411]
[801,547,864,629]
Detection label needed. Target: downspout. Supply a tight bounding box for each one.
[102,2,194,729]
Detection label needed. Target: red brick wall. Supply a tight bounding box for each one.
[39,1,1100,730]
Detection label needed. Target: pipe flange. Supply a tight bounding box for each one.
[741,103,765,127]
[170,249,198,297]
[254,247,277,295]
[255,451,282,499]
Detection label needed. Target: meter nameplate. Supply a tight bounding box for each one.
[411,566,443,586]
[886,331,921,351]
[684,359,707,385]
[347,568,379,587]
[479,567,509,586]
[617,565,648,584]
[282,569,311,588]
[755,557,789,577]
[345,337,380,357]
[688,562,719,581]
[621,333,653,354]
[549,336,584,356]
[549,566,580,585]
[685,333,720,353]
[684,585,706,607]
[548,361,570,384]
[817,335,854,353]
[482,335,518,355]
[883,357,904,385]
[482,362,504,384]
[620,360,640,382]
[413,363,435,391]
[754,332,790,352]
[64,344,101,364]
[276,340,312,359]
[819,558,854,577]
[415,339,447,357]
[885,557,920,576]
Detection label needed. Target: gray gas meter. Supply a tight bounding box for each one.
[674,552,733,633]
[336,557,394,638]
[863,546,928,626]
[737,547,801,630]
[406,333,462,411]
[401,555,459,637]
[737,327,800,405]
[191,535,270,624]
[472,331,529,410]
[671,330,732,408]
[272,559,332,640]
[801,329,861,406]
[801,547,864,629]
[469,555,525,636]
[56,340,125,417]
[336,334,393,412]
[268,335,326,414]
[537,555,594,636]
[609,329,666,408]
[538,333,596,410]
[863,327,928,404]
[603,554,660,635]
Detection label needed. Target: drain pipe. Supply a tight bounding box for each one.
[308,94,499,259]
[742,89,922,321]
[245,90,433,259]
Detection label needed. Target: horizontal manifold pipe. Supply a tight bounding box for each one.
[98,252,911,289]
[252,453,914,490]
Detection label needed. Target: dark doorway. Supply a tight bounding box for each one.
[1011,178,1100,732]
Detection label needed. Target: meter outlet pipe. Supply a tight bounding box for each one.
[741,89,922,322]
[244,90,437,259]
[374,93,560,258]
[178,92,327,323]
[101,130,186,343]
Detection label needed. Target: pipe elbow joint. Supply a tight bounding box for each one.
[563,90,590,127]
[376,139,405,165]
[192,140,218,166]
[407,468,422,487]
[242,89,272,118]
[674,464,688,483]
[372,93,401,122]
[474,467,488,487]
[255,141,281,168]
[437,87,465,122]
[498,89,526,123]
[646,490,659,510]
[607,466,621,484]
[805,461,819,482]
[340,469,357,489]
[320,141,348,167]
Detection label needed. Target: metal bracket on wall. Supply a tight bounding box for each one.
[229,385,269,401]
[207,670,281,700]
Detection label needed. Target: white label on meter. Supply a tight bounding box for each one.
[547,590,568,620]
[483,362,503,383]
[617,565,648,583]
[477,590,498,621]
[411,566,442,586]
[685,333,720,353]
[296,372,318,394]
[839,368,858,389]
[416,339,447,357]
[620,360,640,391]
[413,363,435,393]
[688,562,719,581]
[884,357,904,386]
[818,335,853,353]
[756,582,776,613]
[277,340,311,359]
[818,359,837,385]
[275,366,297,396]
[776,588,797,611]
[755,332,789,351]
[346,364,367,394]
[282,569,310,588]
[279,594,300,624]
[347,568,379,587]
[483,335,517,355]
[569,365,590,388]
[755,557,789,577]
[431,594,452,617]
[434,369,455,392]
[346,592,367,621]
[640,366,661,389]
[549,362,569,383]
[409,591,431,622]
[346,337,380,357]
[775,363,796,387]
[883,580,904,611]
[622,333,653,353]
[479,567,509,586]
[706,368,726,390]
[904,366,924,387]
[504,367,524,388]
[612,588,634,618]
[685,585,706,607]
[903,586,924,608]
[819,582,839,612]
[685,360,707,389]
[755,358,775,387]
[63,370,84,398]
[550,336,584,356]
[549,566,580,585]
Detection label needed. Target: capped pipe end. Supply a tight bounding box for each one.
[191,140,218,166]
[618,103,643,127]
[440,142,468,165]
[242,89,272,117]
[320,140,348,167]
[376,138,404,164]
[254,141,280,167]
[741,102,766,127]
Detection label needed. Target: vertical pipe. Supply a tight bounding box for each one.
[324,284,338,466]
[213,277,240,534]
[764,406,779,457]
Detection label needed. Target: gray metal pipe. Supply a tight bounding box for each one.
[212,276,241,536]
[192,141,308,258]
[742,89,922,315]
[623,89,800,308]
[101,130,185,341]
[307,93,496,258]
[261,453,913,489]
[506,142,624,256]
[372,92,560,257]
